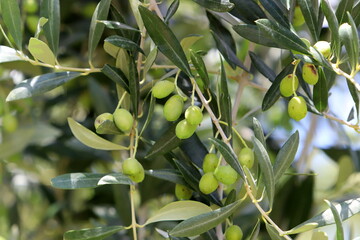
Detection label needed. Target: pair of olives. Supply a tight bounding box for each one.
[95,108,134,133]
[152,79,204,140]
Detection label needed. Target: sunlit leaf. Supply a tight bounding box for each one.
[0,45,23,63]
[28,37,56,65]
[1,0,22,50]
[273,131,299,182]
[180,35,203,59]
[325,200,344,240]
[169,200,242,237]
[253,137,274,208]
[40,0,60,55]
[320,0,340,59]
[190,50,209,88]
[67,118,127,151]
[139,6,192,77]
[253,117,266,148]
[51,172,132,189]
[64,226,125,240]
[6,72,80,101]
[88,0,111,64]
[142,47,158,80]
[284,197,360,235]
[339,21,358,72]
[145,201,212,225]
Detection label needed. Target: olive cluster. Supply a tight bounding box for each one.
[152,78,203,140]
[281,40,330,121]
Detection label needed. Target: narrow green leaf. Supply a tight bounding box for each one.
[128,56,140,117]
[180,134,209,168]
[145,201,212,225]
[145,169,186,185]
[253,117,266,148]
[219,60,232,136]
[233,24,280,48]
[243,166,257,197]
[138,6,192,77]
[273,131,299,182]
[285,197,360,235]
[51,173,132,189]
[1,0,22,50]
[40,0,60,55]
[28,37,56,65]
[249,51,276,81]
[88,0,111,63]
[142,47,158,80]
[104,35,144,54]
[352,1,360,27]
[259,0,289,28]
[207,12,247,70]
[191,0,234,12]
[346,12,359,73]
[67,118,127,151]
[101,64,130,92]
[255,19,309,55]
[308,46,332,69]
[165,0,180,23]
[313,67,328,112]
[6,72,80,101]
[253,137,275,208]
[298,0,319,41]
[129,0,144,33]
[209,138,245,179]
[169,200,242,237]
[64,226,125,240]
[180,35,202,59]
[230,0,267,24]
[0,45,23,63]
[98,20,140,32]
[325,200,344,240]
[335,0,354,24]
[146,123,181,159]
[346,79,359,121]
[320,0,341,59]
[190,50,209,88]
[265,222,287,240]
[339,22,358,72]
[224,189,237,206]
[262,63,293,111]
[95,120,122,135]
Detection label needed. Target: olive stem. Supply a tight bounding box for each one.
[331,63,360,92]
[130,185,138,240]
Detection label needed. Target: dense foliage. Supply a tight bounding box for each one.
[0,0,359,239]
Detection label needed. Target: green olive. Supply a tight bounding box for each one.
[94,112,114,129]
[280,74,299,97]
[122,158,145,183]
[185,105,203,125]
[113,108,133,133]
[163,95,184,121]
[288,96,307,121]
[152,80,175,99]
[238,148,254,169]
[214,165,238,185]
[302,63,319,85]
[292,6,305,27]
[2,114,18,133]
[175,119,197,139]
[202,153,219,173]
[225,225,243,240]
[314,41,331,58]
[175,184,193,200]
[199,172,218,195]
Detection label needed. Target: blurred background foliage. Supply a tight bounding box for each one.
[0,0,359,239]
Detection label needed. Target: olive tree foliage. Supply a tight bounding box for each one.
[0,0,359,239]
